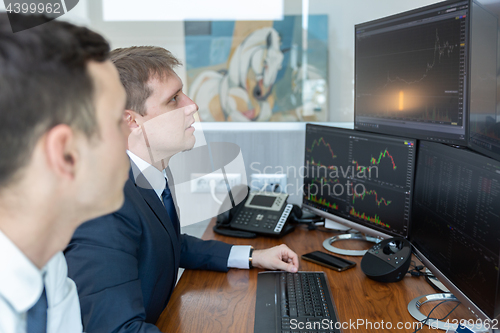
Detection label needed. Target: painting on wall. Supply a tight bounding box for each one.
[185,15,328,122]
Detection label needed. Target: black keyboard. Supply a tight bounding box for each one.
[255,272,341,333]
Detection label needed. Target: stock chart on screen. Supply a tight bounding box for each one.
[354,0,486,145]
[303,124,416,237]
[356,17,464,124]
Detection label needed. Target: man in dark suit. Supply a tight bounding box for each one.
[64,46,299,333]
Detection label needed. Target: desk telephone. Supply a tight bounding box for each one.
[214,188,300,238]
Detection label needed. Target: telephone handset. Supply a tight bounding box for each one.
[214,187,299,238]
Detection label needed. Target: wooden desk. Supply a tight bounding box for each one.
[156,221,475,332]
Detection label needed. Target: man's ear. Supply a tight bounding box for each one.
[124,110,142,130]
[44,124,79,180]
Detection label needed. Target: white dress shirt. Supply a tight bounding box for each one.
[127,151,252,269]
[0,230,82,333]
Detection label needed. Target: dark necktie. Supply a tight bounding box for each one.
[162,179,180,235]
[27,286,47,333]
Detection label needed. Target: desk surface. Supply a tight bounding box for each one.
[156,221,475,332]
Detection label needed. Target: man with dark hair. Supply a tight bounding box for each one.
[64,46,299,333]
[0,13,130,332]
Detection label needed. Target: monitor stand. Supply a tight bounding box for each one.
[424,269,450,293]
[408,293,489,332]
[322,232,381,256]
[324,219,351,231]
[408,293,459,331]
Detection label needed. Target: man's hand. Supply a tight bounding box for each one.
[252,244,299,273]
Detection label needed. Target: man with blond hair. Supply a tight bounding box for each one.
[65,46,299,333]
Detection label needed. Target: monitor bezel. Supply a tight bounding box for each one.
[302,205,396,240]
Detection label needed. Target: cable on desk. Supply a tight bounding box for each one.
[412,299,461,333]
[407,264,451,293]
[408,263,433,277]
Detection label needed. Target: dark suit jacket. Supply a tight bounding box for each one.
[64,164,232,333]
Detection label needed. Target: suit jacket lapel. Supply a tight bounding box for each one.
[129,163,181,258]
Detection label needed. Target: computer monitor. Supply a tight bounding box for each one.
[468,0,500,162]
[470,110,500,162]
[355,0,497,146]
[411,141,500,326]
[302,124,416,241]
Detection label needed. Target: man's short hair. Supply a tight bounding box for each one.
[110,46,181,116]
[0,13,110,189]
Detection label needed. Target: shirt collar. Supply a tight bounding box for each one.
[0,229,44,313]
[127,150,167,200]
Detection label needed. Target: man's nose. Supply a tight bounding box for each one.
[185,98,198,115]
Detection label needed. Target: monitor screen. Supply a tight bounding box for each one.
[302,124,416,239]
[411,141,500,321]
[355,0,496,146]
